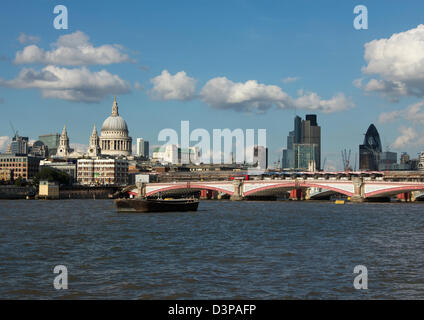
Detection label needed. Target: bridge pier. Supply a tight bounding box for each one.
[397,192,414,202]
[304,188,311,200]
[230,180,244,201]
[351,177,365,202]
[136,182,146,198]
[289,189,304,201]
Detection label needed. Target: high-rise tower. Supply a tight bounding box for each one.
[359,124,382,171]
[282,114,321,171]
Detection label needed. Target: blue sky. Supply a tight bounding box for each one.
[1,0,424,169]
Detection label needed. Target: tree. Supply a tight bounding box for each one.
[14,176,24,187]
[33,167,71,186]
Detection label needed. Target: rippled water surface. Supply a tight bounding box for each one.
[1,199,424,299]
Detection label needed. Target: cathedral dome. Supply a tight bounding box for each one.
[98,96,132,157]
[101,115,128,132]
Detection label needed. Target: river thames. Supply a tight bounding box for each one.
[0,199,423,299]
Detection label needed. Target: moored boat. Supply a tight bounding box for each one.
[114,197,199,213]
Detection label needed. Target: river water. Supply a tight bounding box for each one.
[0,199,423,299]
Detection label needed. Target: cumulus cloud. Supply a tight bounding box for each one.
[392,127,419,149]
[282,76,300,83]
[0,65,131,102]
[378,110,401,124]
[0,136,11,152]
[289,90,354,114]
[360,25,424,99]
[200,77,286,112]
[14,31,132,66]
[200,77,353,113]
[378,101,424,124]
[150,70,196,101]
[17,33,40,44]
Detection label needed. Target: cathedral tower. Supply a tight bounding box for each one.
[88,124,101,157]
[56,125,71,158]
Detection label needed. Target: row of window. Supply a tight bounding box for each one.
[0,158,28,162]
[0,163,27,167]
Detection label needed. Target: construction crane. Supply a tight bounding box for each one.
[354,152,357,171]
[9,121,17,137]
[9,121,19,139]
[341,149,352,171]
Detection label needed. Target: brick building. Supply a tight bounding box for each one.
[0,155,40,181]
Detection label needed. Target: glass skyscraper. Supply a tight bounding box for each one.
[359,124,382,171]
[282,114,321,171]
[39,133,60,156]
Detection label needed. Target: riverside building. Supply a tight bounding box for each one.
[0,154,40,181]
[77,158,128,186]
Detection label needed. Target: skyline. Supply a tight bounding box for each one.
[1,1,424,169]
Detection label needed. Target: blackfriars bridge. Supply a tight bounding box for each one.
[130,177,424,202]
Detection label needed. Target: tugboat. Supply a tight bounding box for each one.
[115,197,199,213]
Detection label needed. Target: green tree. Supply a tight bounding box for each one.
[33,167,71,186]
[14,176,24,186]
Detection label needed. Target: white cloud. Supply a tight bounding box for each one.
[200,77,286,112]
[378,100,424,124]
[200,77,353,113]
[282,76,300,84]
[378,110,401,124]
[361,25,424,99]
[392,127,418,149]
[289,90,354,114]
[0,136,11,152]
[0,65,131,102]
[150,70,196,101]
[353,78,363,88]
[15,31,132,66]
[17,33,40,44]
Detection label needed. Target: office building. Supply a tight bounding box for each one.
[29,140,48,158]
[77,158,128,185]
[377,151,397,171]
[39,133,60,156]
[10,133,29,155]
[294,143,319,171]
[400,152,410,165]
[0,154,40,181]
[282,114,321,171]
[359,124,382,171]
[136,138,149,159]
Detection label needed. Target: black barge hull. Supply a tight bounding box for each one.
[115,198,199,213]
